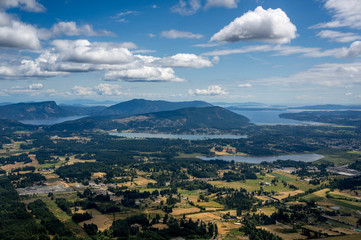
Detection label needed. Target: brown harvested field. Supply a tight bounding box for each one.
[117,176,156,187]
[286,201,306,206]
[1,156,38,171]
[217,222,241,236]
[260,224,307,240]
[79,209,113,231]
[265,173,276,178]
[152,223,168,230]
[210,145,238,155]
[332,189,361,199]
[73,208,86,214]
[246,206,277,216]
[187,212,222,222]
[91,172,106,179]
[273,189,304,200]
[171,207,201,215]
[255,195,270,201]
[325,233,361,240]
[302,225,340,237]
[331,227,360,235]
[42,173,60,180]
[185,195,199,203]
[218,210,237,217]
[206,207,223,211]
[314,188,329,197]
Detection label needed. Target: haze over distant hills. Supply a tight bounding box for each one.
[0,99,212,121]
[288,104,361,110]
[1,99,360,131]
[0,99,250,132]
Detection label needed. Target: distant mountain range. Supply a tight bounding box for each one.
[49,106,250,132]
[59,105,107,116]
[0,99,212,121]
[288,104,361,110]
[0,99,251,132]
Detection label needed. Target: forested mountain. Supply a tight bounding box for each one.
[49,106,250,132]
[0,119,35,132]
[0,101,72,120]
[289,104,361,110]
[280,110,361,127]
[97,99,212,116]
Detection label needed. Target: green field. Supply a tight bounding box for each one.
[315,150,361,165]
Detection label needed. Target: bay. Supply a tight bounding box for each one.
[233,109,323,125]
[19,115,87,125]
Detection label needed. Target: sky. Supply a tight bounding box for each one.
[0,0,361,105]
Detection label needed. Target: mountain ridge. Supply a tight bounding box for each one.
[97,99,212,117]
[49,106,250,132]
[0,101,72,120]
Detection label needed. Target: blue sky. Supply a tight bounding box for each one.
[0,0,361,105]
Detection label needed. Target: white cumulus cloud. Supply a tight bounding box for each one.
[210,6,297,44]
[51,39,135,64]
[94,83,122,96]
[189,85,228,96]
[38,21,114,39]
[161,29,203,39]
[0,12,41,49]
[158,53,213,68]
[70,86,94,96]
[205,0,239,9]
[104,67,185,82]
[69,84,122,96]
[171,0,202,16]
[0,0,45,12]
[0,83,56,97]
[0,58,65,79]
[0,38,214,82]
[29,83,43,89]
[238,83,252,87]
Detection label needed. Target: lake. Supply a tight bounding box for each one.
[109,132,247,140]
[198,153,324,164]
[19,115,87,125]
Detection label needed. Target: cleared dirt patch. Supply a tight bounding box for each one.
[172,207,201,215]
[79,209,112,231]
[187,212,222,222]
[261,224,307,240]
[91,172,106,179]
[217,222,240,236]
[273,189,304,200]
[152,223,168,230]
